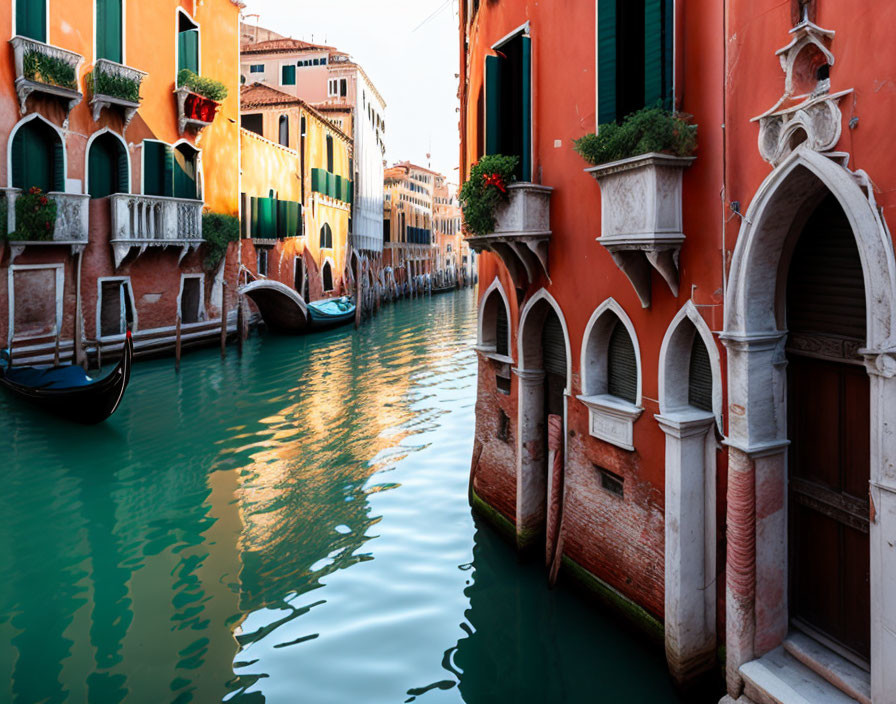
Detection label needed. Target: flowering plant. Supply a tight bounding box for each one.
[7,187,57,241]
[459,154,519,237]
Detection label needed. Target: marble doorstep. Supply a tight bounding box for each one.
[739,645,861,704]
[783,632,871,704]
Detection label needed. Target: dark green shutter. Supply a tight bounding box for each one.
[688,336,713,412]
[521,36,532,181]
[163,144,174,197]
[52,140,65,192]
[250,197,258,236]
[178,30,199,74]
[496,303,509,356]
[282,64,296,85]
[597,0,617,124]
[16,0,46,41]
[541,312,567,377]
[88,136,114,198]
[97,0,123,63]
[484,55,502,155]
[11,130,24,189]
[608,321,637,404]
[117,146,129,193]
[644,0,673,109]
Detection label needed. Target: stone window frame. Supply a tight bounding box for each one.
[6,112,67,190]
[7,262,64,344]
[177,273,205,326]
[95,275,137,340]
[475,276,513,363]
[578,297,643,451]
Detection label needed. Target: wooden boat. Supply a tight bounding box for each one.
[0,331,133,424]
[431,282,457,295]
[307,297,356,330]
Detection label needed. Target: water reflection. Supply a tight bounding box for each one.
[0,290,682,703]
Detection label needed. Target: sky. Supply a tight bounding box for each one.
[242,0,461,184]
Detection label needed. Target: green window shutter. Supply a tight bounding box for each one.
[311,168,323,194]
[259,197,275,237]
[16,0,47,42]
[163,144,174,197]
[282,64,296,85]
[484,55,502,155]
[143,141,165,196]
[607,320,638,404]
[327,172,337,198]
[52,140,65,192]
[644,0,672,109]
[520,36,532,181]
[88,137,114,198]
[97,0,123,63]
[597,0,617,125]
[178,30,199,74]
[334,175,343,202]
[10,129,24,189]
[117,145,129,193]
[250,197,258,236]
[541,311,567,377]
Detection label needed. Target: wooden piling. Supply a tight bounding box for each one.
[175,315,182,372]
[53,328,61,367]
[236,295,244,355]
[220,289,228,359]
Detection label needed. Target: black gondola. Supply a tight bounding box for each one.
[0,331,133,424]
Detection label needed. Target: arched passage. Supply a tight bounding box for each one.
[515,289,571,551]
[722,148,896,701]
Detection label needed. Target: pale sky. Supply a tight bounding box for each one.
[242,0,461,183]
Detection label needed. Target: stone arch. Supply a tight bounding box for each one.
[580,297,642,404]
[514,288,571,549]
[477,276,511,354]
[85,127,130,198]
[6,112,66,190]
[722,147,896,701]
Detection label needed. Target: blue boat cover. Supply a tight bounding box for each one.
[1,359,95,390]
[308,297,355,320]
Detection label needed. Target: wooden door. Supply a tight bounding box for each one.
[788,355,870,663]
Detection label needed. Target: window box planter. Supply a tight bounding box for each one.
[586,152,695,308]
[2,188,89,262]
[465,182,552,289]
[109,194,203,268]
[89,58,147,128]
[175,87,220,136]
[9,36,83,127]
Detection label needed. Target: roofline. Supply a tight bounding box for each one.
[241,86,352,144]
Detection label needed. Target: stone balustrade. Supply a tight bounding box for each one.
[109,194,204,268]
[9,35,83,126]
[2,188,89,262]
[90,58,147,127]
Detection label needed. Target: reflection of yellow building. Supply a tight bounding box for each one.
[240,84,352,300]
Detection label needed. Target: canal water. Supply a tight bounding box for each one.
[0,289,684,704]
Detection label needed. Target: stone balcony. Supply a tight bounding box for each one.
[465,182,552,289]
[109,194,204,268]
[2,188,90,262]
[9,35,83,127]
[586,152,695,308]
[89,58,147,128]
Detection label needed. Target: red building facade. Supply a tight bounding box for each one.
[461,1,896,701]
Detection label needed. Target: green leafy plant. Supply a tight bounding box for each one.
[88,68,141,103]
[23,50,77,90]
[459,154,519,237]
[202,212,240,269]
[178,69,228,102]
[573,106,697,166]
[7,187,57,241]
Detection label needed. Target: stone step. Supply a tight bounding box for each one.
[740,646,860,704]
[783,632,871,704]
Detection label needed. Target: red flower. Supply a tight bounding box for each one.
[483,172,507,194]
[45,221,51,230]
[39,196,48,205]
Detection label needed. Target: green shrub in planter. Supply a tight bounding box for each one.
[7,188,57,241]
[23,51,77,90]
[573,106,697,166]
[178,69,228,102]
[202,212,240,270]
[88,68,141,103]
[459,154,519,237]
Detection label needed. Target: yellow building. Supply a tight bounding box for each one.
[240,83,352,300]
[382,162,436,283]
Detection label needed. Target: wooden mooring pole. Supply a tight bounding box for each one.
[219,287,228,359]
[175,315,182,372]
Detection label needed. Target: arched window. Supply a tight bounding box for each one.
[319,222,333,249]
[580,299,642,450]
[477,279,511,356]
[11,118,64,193]
[88,132,129,198]
[326,134,334,173]
[688,335,713,412]
[279,114,289,147]
[321,260,334,292]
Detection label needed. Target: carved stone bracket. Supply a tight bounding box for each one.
[175,87,217,137]
[111,239,201,269]
[14,77,82,128]
[89,59,146,128]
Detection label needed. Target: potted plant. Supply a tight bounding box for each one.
[177,69,227,122]
[576,106,698,306]
[22,51,77,90]
[6,187,58,241]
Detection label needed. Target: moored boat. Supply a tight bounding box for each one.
[307,297,356,330]
[0,331,133,424]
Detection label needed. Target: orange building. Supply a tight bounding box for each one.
[382,162,436,291]
[431,174,471,287]
[1,0,242,364]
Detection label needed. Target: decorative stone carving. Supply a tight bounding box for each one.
[585,153,694,308]
[109,194,204,268]
[465,183,552,289]
[89,59,147,128]
[9,36,83,128]
[753,20,853,166]
[2,188,89,262]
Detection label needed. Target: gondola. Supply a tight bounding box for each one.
[307,296,356,330]
[0,331,133,424]
[431,282,457,295]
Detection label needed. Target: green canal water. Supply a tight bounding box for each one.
[0,289,684,703]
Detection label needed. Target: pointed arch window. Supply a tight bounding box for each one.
[88,132,129,198]
[322,260,334,292]
[11,118,64,193]
[279,114,289,147]
[319,222,333,249]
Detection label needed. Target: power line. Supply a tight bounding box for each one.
[412,0,451,32]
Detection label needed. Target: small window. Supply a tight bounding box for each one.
[322,260,334,291]
[319,223,333,249]
[340,79,348,97]
[99,280,134,337]
[326,135,334,173]
[278,114,289,147]
[597,466,624,498]
[282,64,296,85]
[320,57,327,65]
[241,113,263,137]
[257,248,268,277]
[497,410,510,442]
[688,336,713,412]
[250,64,264,73]
[313,58,320,66]
[294,257,306,293]
[495,300,509,356]
[607,321,638,404]
[180,277,201,324]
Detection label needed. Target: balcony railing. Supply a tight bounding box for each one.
[89,58,147,128]
[109,194,203,268]
[9,35,83,127]
[465,182,552,289]
[2,188,89,261]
